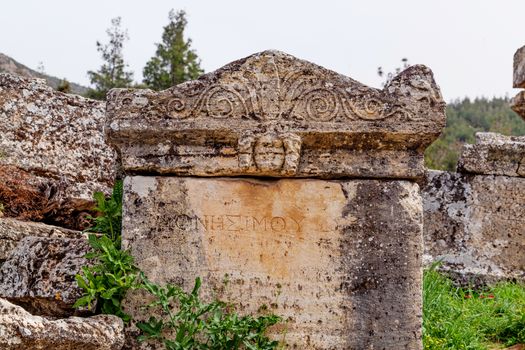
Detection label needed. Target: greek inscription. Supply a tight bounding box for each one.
[156,214,305,233]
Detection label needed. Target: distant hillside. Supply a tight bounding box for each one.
[425,97,525,171]
[0,53,88,96]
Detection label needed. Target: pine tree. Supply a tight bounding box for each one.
[87,17,134,100]
[143,10,203,90]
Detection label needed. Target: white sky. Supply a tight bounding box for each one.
[1,0,523,101]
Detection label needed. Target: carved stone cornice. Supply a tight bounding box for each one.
[107,50,446,179]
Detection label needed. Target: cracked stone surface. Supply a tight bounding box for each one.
[0,236,91,317]
[457,132,525,177]
[0,73,118,227]
[0,217,84,262]
[0,298,124,350]
[423,170,525,285]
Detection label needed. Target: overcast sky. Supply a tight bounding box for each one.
[1,0,523,101]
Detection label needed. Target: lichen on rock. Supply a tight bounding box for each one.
[0,236,91,317]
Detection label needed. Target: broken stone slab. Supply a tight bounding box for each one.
[107,50,446,180]
[422,170,525,286]
[514,45,525,88]
[0,217,84,262]
[0,298,124,350]
[0,236,91,317]
[123,176,424,349]
[0,73,118,228]
[457,132,525,177]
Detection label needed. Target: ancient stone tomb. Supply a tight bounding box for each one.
[107,51,446,349]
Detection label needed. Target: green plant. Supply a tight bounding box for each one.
[75,180,136,321]
[74,234,138,322]
[423,264,525,349]
[137,274,282,350]
[143,9,204,90]
[87,180,123,247]
[75,181,284,347]
[87,17,134,100]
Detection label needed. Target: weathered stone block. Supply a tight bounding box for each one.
[423,170,525,285]
[0,218,84,262]
[514,45,525,88]
[457,132,525,177]
[0,236,91,316]
[123,176,423,349]
[0,73,118,226]
[107,50,445,180]
[0,298,124,350]
[511,90,525,120]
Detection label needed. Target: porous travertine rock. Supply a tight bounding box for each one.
[0,217,84,262]
[123,176,423,349]
[0,73,118,226]
[457,132,525,177]
[0,298,124,350]
[423,170,525,285]
[513,45,525,89]
[0,236,91,316]
[107,50,445,180]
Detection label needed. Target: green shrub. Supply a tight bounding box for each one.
[74,234,138,322]
[87,180,123,247]
[138,275,282,350]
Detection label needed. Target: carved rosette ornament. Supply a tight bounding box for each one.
[107,50,446,179]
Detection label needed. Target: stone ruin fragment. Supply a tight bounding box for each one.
[0,74,118,230]
[512,45,525,120]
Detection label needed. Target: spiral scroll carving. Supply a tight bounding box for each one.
[152,55,437,122]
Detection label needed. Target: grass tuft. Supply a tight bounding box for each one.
[423,264,525,349]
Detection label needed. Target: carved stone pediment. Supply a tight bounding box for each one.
[107,50,446,179]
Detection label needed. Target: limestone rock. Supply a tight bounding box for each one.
[0,73,118,228]
[123,176,424,350]
[423,170,525,285]
[514,45,525,88]
[0,298,124,350]
[457,132,525,177]
[107,50,446,180]
[511,90,525,120]
[0,217,84,262]
[0,236,91,316]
